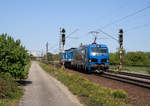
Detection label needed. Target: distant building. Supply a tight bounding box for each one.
[28,51,42,61]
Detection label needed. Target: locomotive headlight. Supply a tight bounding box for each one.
[91,52,96,56]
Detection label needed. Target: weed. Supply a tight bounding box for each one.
[111,89,128,99]
[39,62,130,106]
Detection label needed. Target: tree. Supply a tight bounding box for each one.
[0,34,30,79]
[109,50,150,66]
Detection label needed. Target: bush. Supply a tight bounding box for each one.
[0,34,30,79]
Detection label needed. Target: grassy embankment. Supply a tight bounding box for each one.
[39,62,131,106]
[0,63,31,106]
[110,65,150,74]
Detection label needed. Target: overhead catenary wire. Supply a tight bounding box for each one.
[65,29,79,48]
[102,5,150,29]
[97,28,118,42]
[66,29,79,38]
[93,5,150,42]
[125,23,150,33]
[97,22,150,43]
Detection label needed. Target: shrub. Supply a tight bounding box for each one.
[0,73,23,99]
[0,34,30,79]
[110,51,150,67]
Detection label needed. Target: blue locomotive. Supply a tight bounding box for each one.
[60,43,109,72]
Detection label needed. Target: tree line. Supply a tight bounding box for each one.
[43,50,150,67]
[42,52,60,62]
[109,50,150,66]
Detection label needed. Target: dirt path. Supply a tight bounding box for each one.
[19,61,82,106]
[66,69,150,106]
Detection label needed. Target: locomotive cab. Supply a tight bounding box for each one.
[88,44,109,71]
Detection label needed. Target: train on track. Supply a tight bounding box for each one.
[60,43,109,73]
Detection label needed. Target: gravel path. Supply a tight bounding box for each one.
[66,69,150,106]
[19,61,82,106]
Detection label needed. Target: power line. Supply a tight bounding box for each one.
[102,5,150,29]
[94,5,150,42]
[97,28,118,42]
[125,23,150,33]
[97,23,150,42]
[65,29,79,47]
[66,29,79,38]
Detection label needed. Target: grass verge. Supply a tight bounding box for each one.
[0,62,31,106]
[0,73,23,106]
[39,62,131,106]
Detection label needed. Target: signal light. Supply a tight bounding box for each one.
[119,29,123,45]
[119,34,123,43]
[62,34,65,45]
[62,28,66,33]
[61,28,66,46]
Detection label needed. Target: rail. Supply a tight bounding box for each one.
[102,72,150,89]
[41,61,150,89]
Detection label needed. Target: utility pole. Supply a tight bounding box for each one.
[41,49,44,57]
[119,29,123,71]
[46,42,48,61]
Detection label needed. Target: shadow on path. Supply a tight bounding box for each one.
[16,80,32,86]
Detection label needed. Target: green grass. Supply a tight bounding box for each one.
[110,65,150,74]
[0,73,23,106]
[0,62,31,106]
[39,62,131,106]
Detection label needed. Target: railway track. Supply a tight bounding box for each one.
[101,71,150,89]
[42,61,150,89]
[108,70,150,79]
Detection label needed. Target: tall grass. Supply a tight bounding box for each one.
[40,62,131,106]
[0,62,31,106]
[0,73,23,106]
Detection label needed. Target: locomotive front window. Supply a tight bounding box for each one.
[91,47,107,56]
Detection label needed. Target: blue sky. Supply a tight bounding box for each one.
[0,0,150,54]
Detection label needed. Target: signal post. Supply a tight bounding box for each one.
[60,28,66,69]
[119,29,123,71]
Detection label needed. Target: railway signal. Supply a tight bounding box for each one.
[59,28,66,69]
[119,29,123,46]
[119,29,123,71]
[97,28,124,71]
[61,28,66,46]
